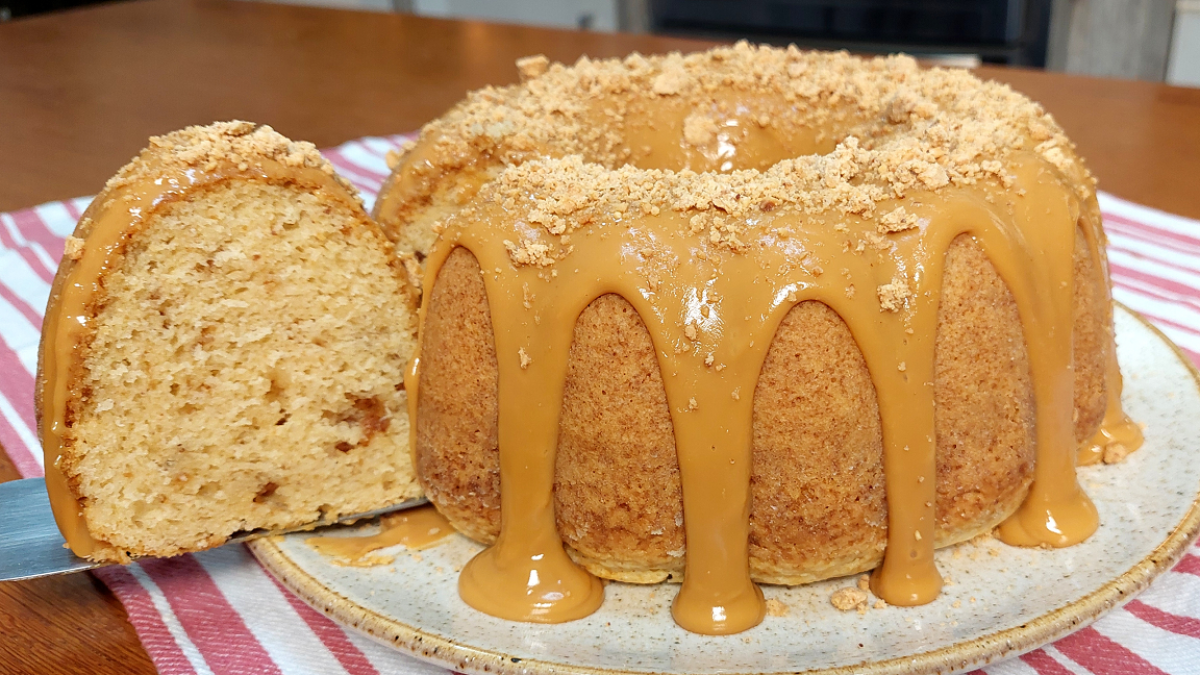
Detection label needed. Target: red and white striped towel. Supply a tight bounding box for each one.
[1,134,1198,675]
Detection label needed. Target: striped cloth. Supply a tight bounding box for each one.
[2,134,1199,675]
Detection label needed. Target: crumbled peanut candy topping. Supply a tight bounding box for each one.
[516,54,550,81]
[830,586,870,612]
[428,44,1089,284]
[63,236,86,261]
[877,206,921,234]
[104,121,358,203]
[876,275,912,313]
[414,41,1087,222]
[764,597,790,617]
[1103,443,1132,464]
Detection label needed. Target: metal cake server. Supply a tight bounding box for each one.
[0,477,428,582]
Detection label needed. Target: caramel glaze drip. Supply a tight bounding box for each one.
[1078,370,1144,466]
[407,146,1142,634]
[40,152,358,560]
[306,504,454,564]
[1075,199,1145,466]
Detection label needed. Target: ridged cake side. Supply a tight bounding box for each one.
[416,229,1107,584]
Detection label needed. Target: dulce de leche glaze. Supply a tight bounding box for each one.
[38,122,363,561]
[386,46,1143,634]
[306,504,455,564]
[406,148,1138,634]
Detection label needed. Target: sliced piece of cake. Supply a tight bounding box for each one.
[37,121,422,563]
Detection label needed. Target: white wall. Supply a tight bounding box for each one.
[1168,0,1200,86]
[241,0,618,30]
[414,0,617,31]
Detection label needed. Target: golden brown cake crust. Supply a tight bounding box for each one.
[555,293,686,580]
[415,247,501,544]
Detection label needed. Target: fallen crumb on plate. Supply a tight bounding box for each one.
[332,553,395,568]
[1103,443,1131,464]
[970,530,996,546]
[830,587,869,612]
[765,598,790,617]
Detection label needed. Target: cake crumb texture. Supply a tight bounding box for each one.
[65,179,420,558]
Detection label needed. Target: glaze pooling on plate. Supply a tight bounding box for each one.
[252,306,1200,675]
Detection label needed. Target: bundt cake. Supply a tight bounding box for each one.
[374,43,1143,634]
[38,121,422,564]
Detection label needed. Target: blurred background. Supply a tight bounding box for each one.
[1,0,1195,86]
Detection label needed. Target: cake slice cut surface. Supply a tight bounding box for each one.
[38,121,422,563]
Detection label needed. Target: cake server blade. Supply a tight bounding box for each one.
[0,477,428,582]
[0,477,97,580]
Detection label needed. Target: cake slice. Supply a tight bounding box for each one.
[37,121,422,563]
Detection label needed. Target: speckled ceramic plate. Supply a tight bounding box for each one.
[251,304,1200,675]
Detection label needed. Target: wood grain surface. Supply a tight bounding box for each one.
[0,1,1198,673]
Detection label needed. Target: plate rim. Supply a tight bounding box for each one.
[250,302,1200,675]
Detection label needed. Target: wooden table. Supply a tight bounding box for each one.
[1,1,1198,672]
